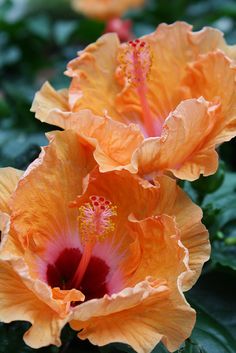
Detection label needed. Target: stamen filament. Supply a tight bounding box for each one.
[137,82,162,137]
[119,39,163,137]
[70,240,94,289]
[69,195,117,290]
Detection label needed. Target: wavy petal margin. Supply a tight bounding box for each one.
[31,82,143,173]
[70,278,195,353]
[133,98,223,180]
[0,168,23,214]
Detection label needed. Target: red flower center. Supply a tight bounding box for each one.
[46,248,110,301]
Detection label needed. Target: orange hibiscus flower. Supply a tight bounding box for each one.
[71,0,145,20]
[32,22,236,180]
[0,130,209,352]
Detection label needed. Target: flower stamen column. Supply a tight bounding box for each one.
[70,195,117,289]
[119,39,162,137]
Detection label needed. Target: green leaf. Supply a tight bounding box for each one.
[53,20,78,45]
[190,304,236,353]
[151,343,170,353]
[0,323,30,353]
[26,15,51,39]
[211,241,236,270]
[203,171,236,228]
[192,161,225,195]
[201,171,236,270]
[100,343,135,353]
[0,130,46,168]
[188,270,236,337]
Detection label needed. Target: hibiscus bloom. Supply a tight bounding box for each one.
[32,22,236,180]
[0,130,209,352]
[71,0,145,20]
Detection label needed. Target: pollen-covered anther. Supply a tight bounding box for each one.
[78,195,117,243]
[118,39,152,86]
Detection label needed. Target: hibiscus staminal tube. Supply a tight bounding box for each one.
[119,39,162,136]
[68,195,117,289]
[0,130,209,353]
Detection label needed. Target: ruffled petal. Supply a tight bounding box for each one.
[0,168,23,214]
[124,215,190,287]
[153,176,210,291]
[31,82,69,124]
[182,50,236,144]
[0,213,11,254]
[188,25,236,60]
[31,83,143,173]
[11,130,95,261]
[65,33,122,120]
[52,287,84,303]
[134,98,222,180]
[70,279,195,353]
[0,259,68,348]
[0,212,23,260]
[73,170,208,291]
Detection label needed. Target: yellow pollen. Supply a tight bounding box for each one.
[118,39,152,87]
[78,195,117,244]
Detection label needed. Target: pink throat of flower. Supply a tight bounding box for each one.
[46,196,117,301]
[119,39,163,137]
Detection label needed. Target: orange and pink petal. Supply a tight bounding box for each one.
[71,278,195,353]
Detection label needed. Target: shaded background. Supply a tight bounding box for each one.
[0,0,236,352]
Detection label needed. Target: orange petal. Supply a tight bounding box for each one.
[0,259,68,348]
[11,130,95,254]
[0,213,11,254]
[0,167,23,214]
[188,25,236,60]
[134,98,222,180]
[73,170,209,291]
[31,82,69,124]
[70,279,195,353]
[52,287,84,303]
[72,0,144,20]
[153,176,210,291]
[65,33,122,121]
[0,212,23,260]
[31,83,143,173]
[182,50,236,144]
[125,215,190,287]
